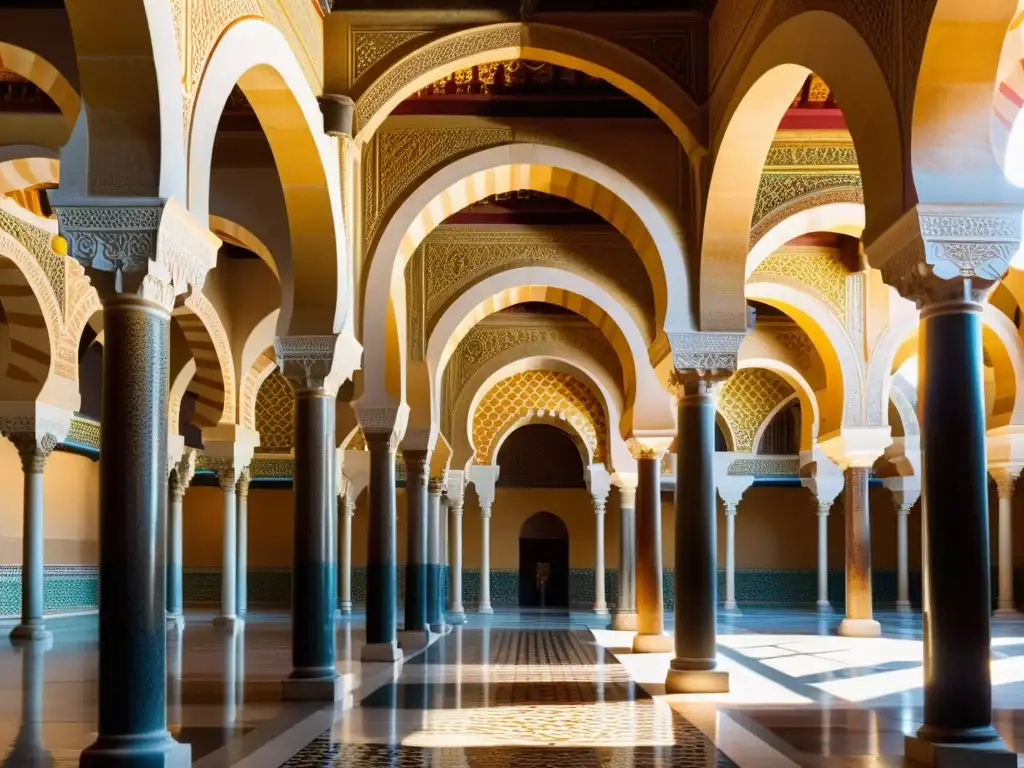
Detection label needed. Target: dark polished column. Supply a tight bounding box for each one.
[362,431,402,662]
[912,297,999,749]
[837,466,880,637]
[81,293,188,768]
[632,448,671,653]
[7,637,51,766]
[402,451,429,635]
[666,378,728,693]
[612,482,637,630]
[286,389,338,693]
[427,477,445,631]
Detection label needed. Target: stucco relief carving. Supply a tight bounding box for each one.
[355,25,523,134]
[65,416,100,451]
[751,249,848,319]
[472,370,607,465]
[274,335,339,391]
[727,456,800,477]
[750,188,864,247]
[363,127,513,249]
[254,370,294,452]
[761,325,816,371]
[752,173,862,229]
[612,30,698,96]
[717,368,794,453]
[668,332,745,376]
[352,29,433,84]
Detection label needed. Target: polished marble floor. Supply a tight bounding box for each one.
[1,607,1024,766]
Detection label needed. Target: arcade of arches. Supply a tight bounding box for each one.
[1,1,1024,767]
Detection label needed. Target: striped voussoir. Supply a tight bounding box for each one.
[0,262,49,387]
[171,305,225,428]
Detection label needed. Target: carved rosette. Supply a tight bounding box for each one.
[52,198,219,312]
[274,335,339,392]
[871,204,1024,306]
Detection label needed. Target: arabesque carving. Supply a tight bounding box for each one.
[716,368,794,453]
[254,370,294,453]
[752,248,849,319]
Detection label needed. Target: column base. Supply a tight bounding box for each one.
[722,601,741,615]
[397,629,432,651]
[838,617,882,638]
[212,615,243,632]
[816,600,833,613]
[447,611,467,625]
[9,623,51,644]
[282,673,351,702]
[665,666,730,694]
[611,611,637,631]
[632,633,673,654]
[165,613,185,633]
[592,604,610,616]
[905,734,1015,767]
[477,605,494,614]
[80,734,190,768]
[360,640,403,663]
[896,600,913,613]
[339,601,353,615]
[993,607,1024,620]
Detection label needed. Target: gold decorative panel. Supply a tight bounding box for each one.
[752,247,849,319]
[472,370,607,465]
[352,29,433,84]
[254,370,294,453]
[716,368,794,453]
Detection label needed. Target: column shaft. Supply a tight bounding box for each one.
[166,477,185,625]
[236,474,249,617]
[667,382,727,692]
[479,505,493,613]
[633,455,670,652]
[403,451,429,632]
[816,504,830,610]
[724,505,738,611]
[12,445,48,641]
[838,467,879,637]
[215,474,238,626]
[427,483,444,630]
[896,507,911,611]
[449,503,466,623]
[363,433,400,660]
[613,487,637,630]
[917,301,996,743]
[339,496,354,614]
[593,501,608,614]
[82,294,179,765]
[290,391,336,679]
[995,476,1017,614]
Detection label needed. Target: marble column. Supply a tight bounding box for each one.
[81,292,186,767]
[166,469,187,632]
[632,448,671,653]
[403,450,429,633]
[478,501,493,614]
[838,466,880,637]
[910,294,1000,754]
[9,437,54,643]
[287,387,339,688]
[592,493,609,615]
[9,637,51,766]
[723,501,739,612]
[339,491,355,615]
[427,477,445,632]
[992,468,1020,616]
[448,498,466,624]
[816,501,832,611]
[666,377,728,693]
[213,465,239,630]
[362,430,402,662]
[236,470,250,618]
[612,482,637,630]
[895,501,913,613]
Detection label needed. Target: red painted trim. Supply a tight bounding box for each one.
[1000,80,1023,109]
[777,108,847,131]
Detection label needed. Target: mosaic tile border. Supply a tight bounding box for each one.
[0,565,98,617]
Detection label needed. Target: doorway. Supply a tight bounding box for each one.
[519,511,569,609]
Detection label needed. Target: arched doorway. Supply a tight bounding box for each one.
[519,511,569,610]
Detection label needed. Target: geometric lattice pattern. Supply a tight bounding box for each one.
[751,247,849,317]
[254,370,295,452]
[472,370,607,465]
[717,368,794,452]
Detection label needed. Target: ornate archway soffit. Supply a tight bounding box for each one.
[472,369,607,465]
[172,0,324,140]
[716,367,794,454]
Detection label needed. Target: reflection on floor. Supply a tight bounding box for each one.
[1,607,1023,766]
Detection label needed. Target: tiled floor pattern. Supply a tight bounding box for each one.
[283,628,736,767]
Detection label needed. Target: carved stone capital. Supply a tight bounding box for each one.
[209,458,238,491]
[275,335,338,392]
[403,449,430,478]
[668,332,746,380]
[724,502,739,517]
[428,476,446,494]
[870,204,1023,307]
[991,465,1022,500]
[236,468,251,499]
[6,432,57,474]
[356,404,407,453]
[53,198,218,312]
[170,448,198,499]
[626,437,670,461]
